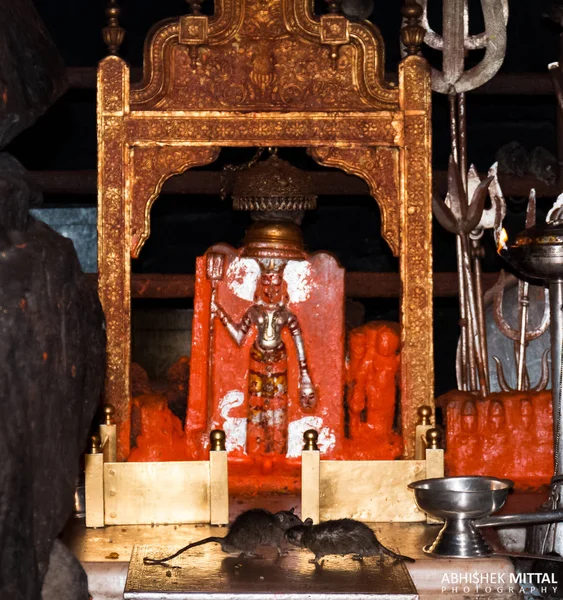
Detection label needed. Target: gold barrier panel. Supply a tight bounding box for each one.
[301,428,444,524]
[103,461,211,525]
[85,428,229,527]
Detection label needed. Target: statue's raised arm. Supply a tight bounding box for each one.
[212,300,252,347]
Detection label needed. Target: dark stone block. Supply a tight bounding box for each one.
[0,0,66,149]
[0,154,105,600]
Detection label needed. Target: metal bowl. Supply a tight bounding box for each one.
[409,476,513,520]
[408,476,514,557]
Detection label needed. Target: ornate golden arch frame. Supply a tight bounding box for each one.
[97,0,433,460]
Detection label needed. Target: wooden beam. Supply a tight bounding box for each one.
[470,73,553,96]
[31,170,96,194]
[85,271,499,299]
[32,169,559,198]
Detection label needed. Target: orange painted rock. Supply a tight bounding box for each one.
[344,321,403,460]
[128,393,188,462]
[166,356,190,421]
[131,362,151,398]
[439,389,553,489]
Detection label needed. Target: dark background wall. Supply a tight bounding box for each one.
[7,0,562,395]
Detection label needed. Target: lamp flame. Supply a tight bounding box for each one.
[497,228,508,253]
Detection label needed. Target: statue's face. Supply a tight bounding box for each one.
[349,333,366,361]
[376,328,399,357]
[260,271,283,303]
[520,398,533,429]
[489,401,505,431]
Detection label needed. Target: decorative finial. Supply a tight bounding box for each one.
[303,429,319,451]
[426,428,441,450]
[417,405,432,426]
[90,434,101,454]
[103,0,125,56]
[210,429,226,452]
[186,0,204,16]
[400,0,424,56]
[103,404,115,426]
[324,0,342,14]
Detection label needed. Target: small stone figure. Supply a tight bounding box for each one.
[345,322,403,459]
[213,259,316,455]
[440,390,554,488]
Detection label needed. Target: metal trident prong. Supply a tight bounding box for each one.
[492,190,551,392]
[493,350,550,393]
[419,0,509,52]
[434,157,494,395]
[414,0,509,94]
[416,0,509,396]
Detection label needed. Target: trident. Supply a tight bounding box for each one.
[415,0,509,95]
[206,252,226,423]
[412,0,509,394]
[492,191,551,392]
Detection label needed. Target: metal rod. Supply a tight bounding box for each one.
[472,237,490,393]
[557,32,563,188]
[550,279,563,476]
[449,95,460,164]
[460,232,487,395]
[476,509,563,529]
[458,93,468,193]
[457,91,489,393]
[449,94,471,390]
[456,236,470,390]
[516,280,530,390]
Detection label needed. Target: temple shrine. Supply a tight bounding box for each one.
[6,0,563,598]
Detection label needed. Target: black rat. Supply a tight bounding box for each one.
[143,508,302,566]
[286,518,415,564]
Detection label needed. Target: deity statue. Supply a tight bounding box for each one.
[345,321,403,459]
[212,259,316,456]
[185,152,346,489]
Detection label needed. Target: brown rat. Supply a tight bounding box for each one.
[144,508,302,566]
[286,518,415,564]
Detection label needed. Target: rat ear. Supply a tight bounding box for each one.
[304,518,313,526]
[289,507,295,514]
[275,512,286,523]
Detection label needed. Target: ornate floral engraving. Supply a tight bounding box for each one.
[310,146,400,257]
[399,56,434,458]
[130,147,220,257]
[126,115,400,145]
[98,57,132,459]
[131,0,399,111]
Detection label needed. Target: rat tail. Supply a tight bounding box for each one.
[143,537,225,566]
[380,546,415,563]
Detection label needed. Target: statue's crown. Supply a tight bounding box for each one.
[259,258,285,274]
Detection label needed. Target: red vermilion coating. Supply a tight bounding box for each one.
[187,245,346,466]
[344,321,403,460]
[126,248,406,492]
[440,389,553,489]
[128,393,188,462]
